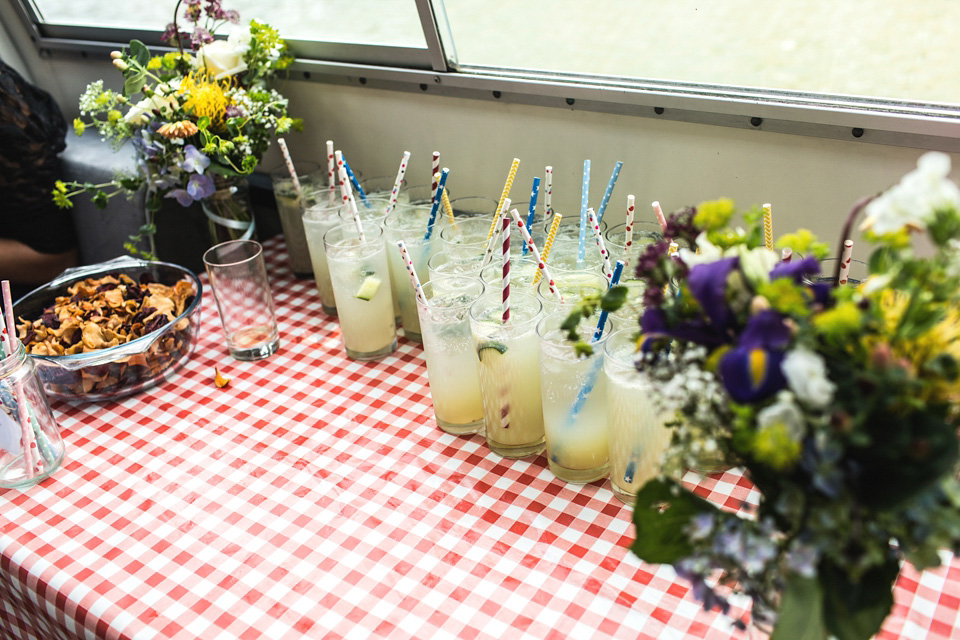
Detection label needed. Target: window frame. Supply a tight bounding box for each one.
[9,0,960,153]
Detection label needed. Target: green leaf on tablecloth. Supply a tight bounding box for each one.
[821,557,899,640]
[630,478,715,565]
[770,572,828,640]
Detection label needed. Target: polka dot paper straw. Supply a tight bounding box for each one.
[625,195,635,267]
[396,240,427,306]
[326,140,336,203]
[595,160,623,225]
[838,239,854,285]
[586,208,613,283]
[424,169,449,241]
[532,212,562,286]
[653,201,667,234]
[510,209,562,303]
[523,176,541,255]
[544,166,553,216]
[781,247,793,263]
[276,138,301,196]
[579,159,590,264]
[384,151,411,217]
[335,150,364,241]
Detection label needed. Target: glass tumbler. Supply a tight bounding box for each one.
[270,161,324,277]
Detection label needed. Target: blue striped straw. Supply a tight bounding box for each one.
[595,160,623,225]
[423,168,449,240]
[342,157,367,206]
[579,160,590,265]
[566,260,625,426]
[523,177,541,255]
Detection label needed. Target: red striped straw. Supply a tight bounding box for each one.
[1,280,34,479]
[276,138,302,196]
[510,209,563,303]
[586,208,613,283]
[501,213,511,323]
[652,201,668,234]
[326,140,336,202]
[334,150,364,241]
[781,247,793,263]
[625,194,636,266]
[481,197,511,268]
[544,166,553,216]
[395,240,427,306]
[431,151,440,204]
[838,239,854,285]
[384,150,411,216]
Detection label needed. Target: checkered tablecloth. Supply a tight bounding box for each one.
[1,236,957,640]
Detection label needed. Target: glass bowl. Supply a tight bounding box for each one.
[13,257,203,402]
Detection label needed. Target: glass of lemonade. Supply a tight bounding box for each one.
[323,225,397,360]
[417,275,487,435]
[440,216,494,262]
[479,256,539,290]
[427,252,485,281]
[537,310,613,483]
[541,211,607,243]
[302,189,343,315]
[359,175,409,203]
[469,291,545,458]
[383,203,437,342]
[604,221,662,272]
[603,328,672,503]
[537,269,608,314]
[271,161,324,277]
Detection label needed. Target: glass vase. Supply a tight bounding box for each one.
[202,175,258,246]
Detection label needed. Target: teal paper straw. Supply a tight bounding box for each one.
[579,160,590,265]
[423,168,449,240]
[595,160,623,225]
[523,177,541,255]
[343,157,367,205]
[567,260,625,426]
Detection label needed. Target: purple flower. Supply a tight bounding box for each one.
[181,145,210,174]
[165,174,215,207]
[718,311,792,403]
[224,105,245,119]
[225,9,240,23]
[687,256,739,335]
[190,27,214,49]
[769,255,820,283]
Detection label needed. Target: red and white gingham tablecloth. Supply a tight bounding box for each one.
[1,237,957,639]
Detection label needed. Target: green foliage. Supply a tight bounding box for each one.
[630,479,715,564]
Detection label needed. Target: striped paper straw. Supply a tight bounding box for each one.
[586,208,613,283]
[326,140,336,202]
[532,213,562,285]
[652,201,667,234]
[501,214,511,324]
[579,159,590,264]
[523,177,541,255]
[335,150,364,241]
[343,157,367,205]
[838,239,854,285]
[2,280,34,479]
[396,241,427,305]
[625,195,636,267]
[487,158,521,242]
[763,203,774,250]
[781,247,793,263]
[510,209,562,302]
[544,166,553,216]
[276,138,301,196]
[595,160,623,225]
[384,150,411,216]
[431,151,440,203]
[424,169,449,240]
[482,198,511,268]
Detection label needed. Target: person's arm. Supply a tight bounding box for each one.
[0,238,77,286]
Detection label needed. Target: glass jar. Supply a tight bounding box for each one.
[0,340,65,489]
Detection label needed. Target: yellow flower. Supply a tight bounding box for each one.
[146,56,163,70]
[107,110,123,124]
[73,118,86,136]
[178,72,231,132]
[694,198,735,231]
[813,301,862,336]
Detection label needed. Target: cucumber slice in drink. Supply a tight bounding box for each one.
[355,275,381,301]
[476,341,508,359]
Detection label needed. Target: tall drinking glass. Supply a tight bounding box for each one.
[604,328,672,503]
[417,275,486,435]
[604,221,662,272]
[537,311,613,483]
[536,270,608,314]
[323,225,397,360]
[469,291,544,458]
[359,175,408,202]
[427,252,485,281]
[270,161,324,277]
[383,203,437,342]
[301,189,343,315]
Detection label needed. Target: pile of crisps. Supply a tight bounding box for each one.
[17,274,195,356]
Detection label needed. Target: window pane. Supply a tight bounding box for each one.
[442,0,960,105]
[31,0,426,48]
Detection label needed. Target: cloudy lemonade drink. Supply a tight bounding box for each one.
[417,276,486,434]
[324,225,397,360]
[301,190,342,315]
[537,312,612,483]
[469,291,544,458]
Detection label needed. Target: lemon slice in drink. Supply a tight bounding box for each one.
[355,275,381,301]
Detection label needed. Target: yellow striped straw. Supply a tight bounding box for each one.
[532,212,562,285]
[487,158,521,241]
[442,189,458,230]
[762,203,773,250]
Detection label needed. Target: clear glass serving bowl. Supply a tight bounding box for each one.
[13,257,203,402]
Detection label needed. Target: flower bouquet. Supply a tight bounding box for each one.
[568,152,960,638]
[52,0,301,257]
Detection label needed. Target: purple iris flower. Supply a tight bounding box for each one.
[688,257,739,336]
[769,256,820,283]
[181,145,210,174]
[718,310,790,403]
[641,308,727,347]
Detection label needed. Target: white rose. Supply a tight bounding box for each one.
[123,85,179,125]
[196,31,250,80]
[781,348,836,409]
[861,151,960,235]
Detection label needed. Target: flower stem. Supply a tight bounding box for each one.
[172,0,185,57]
